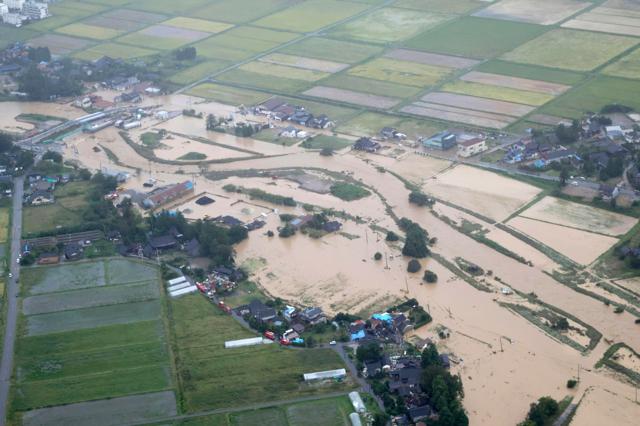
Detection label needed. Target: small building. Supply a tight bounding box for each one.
[457,138,487,158]
[143,181,194,209]
[605,125,624,139]
[300,307,326,325]
[349,413,362,426]
[323,221,342,233]
[303,368,347,381]
[37,252,59,265]
[408,406,433,423]
[149,235,177,251]
[28,190,54,206]
[248,299,276,322]
[224,337,273,349]
[422,131,456,150]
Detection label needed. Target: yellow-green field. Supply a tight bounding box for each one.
[254,0,369,32]
[168,60,231,85]
[440,81,554,106]
[73,43,159,61]
[0,208,8,243]
[502,29,639,72]
[603,47,640,79]
[56,23,123,40]
[161,17,233,34]
[239,61,329,82]
[347,57,452,87]
[185,82,271,105]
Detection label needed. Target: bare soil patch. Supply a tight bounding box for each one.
[474,0,590,25]
[422,92,536,117]
[562,6,640,37]
[384,48,480,69]
[260,53,348,73]
[401,104,514,129]
[460,71,570,95]
[303,86,400,109]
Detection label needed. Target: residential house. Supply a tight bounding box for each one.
[64,242,83,261]
[457,138,487,157]
[28,190,54,205]
[300,307,327,325]
[408,406,434,423]
[541,149,579,166]
[248,299,276,322]
[380,127,406,140]
[37,252,59,265]
[213,215,244,227]
[422,131,456,150]
[142,181,194,209]
[353,137,381,153]
[149,234,177,251]
[323,221,342,233]
[606,125,624,139]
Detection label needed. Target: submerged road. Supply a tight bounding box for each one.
[0,176,24,425]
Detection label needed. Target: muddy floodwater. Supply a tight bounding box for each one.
[4,95,640,425]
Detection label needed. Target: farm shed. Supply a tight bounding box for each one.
[167,276,187,286]
[169,285,198,298]
[349,391,366,413]
[303,368,346,381]
[224,337,273,349]
[168,282,192,292]
[349,413,362,426]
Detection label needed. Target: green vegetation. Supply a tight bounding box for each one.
[168,294,350,412]
[329,182,371,201]
[502,29,639,72]
[223,184,297,206]
[476,60,585,85]
[169,60,232,85]
[185,83,270,106]
[177,152,207,161]
[324,74,420,99]
[217,69,311,94]
[441,80,553,106]
[405,16,546,58]
[595,342,640,385]
[280,37,383,64]
[253,128,300,146]
[348,57,452,87]
[56,23,123,40]
[399,217,430,258]
[301,135,353,151]
[141,131,163,147]
[189,0,299,24]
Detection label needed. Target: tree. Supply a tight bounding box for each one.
[374,252,382,261]
[559,166,569,187]
[423,270,438,283]
[278,224,296,238]
[0,132,13,153]
[407,259,421,273]
[356,342,382,363]
[402,221,430,258]
[555,120,580,144]
[421,344,440,368]
[174,46,197,61]
[409,191,433,207]
[525,397,559,426]
[320,147,334,156]
[386,231,399,242]
[78,168,92,180]
[228,225,248,244]
[42,151,63,163]
[28,46,51,62]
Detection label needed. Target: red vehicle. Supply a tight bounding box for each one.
[264,331,276,340]
[279,338,291,346]
[196,283,206,293]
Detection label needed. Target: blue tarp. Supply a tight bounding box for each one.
[372,313,393,323]
[351,330,366,341]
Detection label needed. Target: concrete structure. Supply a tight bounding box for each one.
[423,131,456,150]
[2,12,23,26]
[23,2,48,20]
[224,337,273,349]
[0,4,8,16]
[303,368,346,381]
[4,0,25,10]
[349,391,366,413]
[457,138,487,157]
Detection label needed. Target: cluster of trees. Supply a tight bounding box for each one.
[423,270,438,283]
[420,346,468,426]
[0,132,32,171]
[554,120,581,144]
[409,191,434,207]
[18,62,83,101]
[174,47,197,61]
[27,46,51,63]
[518,397,559,426]
[223,184,297,207]
[399,218,430,258]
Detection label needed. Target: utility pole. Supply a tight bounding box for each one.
[577,364,581,381]
[499,337,503,352]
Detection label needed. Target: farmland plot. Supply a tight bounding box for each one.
[107,258,160,284]
[22,391,177,426]
[26,299,162,336]
[474,0,590,26]
[562,6,640,37]
[502,29,638,72]
[279,37,383,64]
[189,0,299,24]
[518,196,636,237]
[22,281,158,315]
[459,71,570,95]
[73,43,159,61]
[303,86,401,109]
[604,47,640,79]
[55,23,124,40]
[423,165,542,221]
[22,261,106,295]
[347,57,452,87]
[329,7,451,44]
[259,53,349,73]
[185,83,270,105]
[506,216,619,265]
[440,81,554,106]
[27,34,93,55]
[395,0,483,14]
[384,48,480,69]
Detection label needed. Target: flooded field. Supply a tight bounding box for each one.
[570,387,640,425]
[424,165,542,221]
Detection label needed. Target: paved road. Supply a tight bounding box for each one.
[0,176,24,425]
[124,391,351,426]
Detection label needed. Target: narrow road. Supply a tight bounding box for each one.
[553,403,578,426]
[0,176,24,425]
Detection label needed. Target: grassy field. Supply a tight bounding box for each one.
[324,74,421,99]
[475,60,585,85]
[603,47,640,79]
[178,152,207,161]
[217,69,312,94]
[405,16,546,59]
[188,0,299,24]
[0,208,9,244]
[329,7,451,44]
[116,32,197,51]
[185,83,270,105]
[73,42,159,61]
[502,29,639,72]
[161,17,233,34]
[279,37,382,64]
[301,135,353,150]
[11,259,173,415]
[441,81,554,106]
[395,0,482,14]
[168,60,231,84]
[253,128,301,147]
[240,62,330,82]
[347,57,452,87]
[337,112,402,137]
[542,76,640,118]
[22,181,92,237]
[56,23,123,40]
[168,294,350,413]
[254,0,369,32]
[329,182,371,201]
